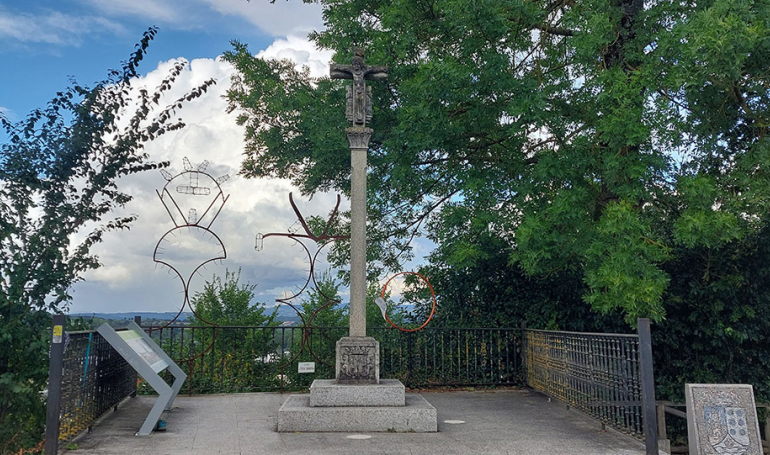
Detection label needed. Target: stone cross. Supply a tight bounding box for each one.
[330,48,388,128]
[330,49,387,343]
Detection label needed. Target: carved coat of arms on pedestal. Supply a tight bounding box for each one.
[686,384,762,455]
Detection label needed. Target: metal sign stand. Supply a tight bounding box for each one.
[97,321,186,436]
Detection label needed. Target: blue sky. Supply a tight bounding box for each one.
[2,0,430,316]
[0,0,321,120]
[1,0,346,314]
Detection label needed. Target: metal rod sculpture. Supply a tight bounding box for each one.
[152,158,230,373]
[375,271,436,332]
[255,193,348,369]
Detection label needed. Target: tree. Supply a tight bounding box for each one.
[290,271,346,328]
[191,269,277,327]
[0,28,214,452]
[225,0,770,402]
[224,0,769,326]
[187,269,278,393]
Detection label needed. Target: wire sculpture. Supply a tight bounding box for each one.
[152,158,229,367]
[375,271,437,332]
[255,192,348,369]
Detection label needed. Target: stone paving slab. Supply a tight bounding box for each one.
[63,389,658,454]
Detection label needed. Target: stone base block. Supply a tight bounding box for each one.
[336,337,379,384]
[309,379,405,407]
[277,394,437,433]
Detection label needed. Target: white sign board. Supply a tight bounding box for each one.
[118,329,169,373]
[298,362,315,373]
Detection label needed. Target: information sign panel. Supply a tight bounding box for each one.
[117,330,168,373]
[97,322,185,436]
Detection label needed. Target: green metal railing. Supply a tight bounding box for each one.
[140,325,521,393]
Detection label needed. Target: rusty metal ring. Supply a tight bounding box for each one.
[379,271,436,332]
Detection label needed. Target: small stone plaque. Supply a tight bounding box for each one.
[336,336,379,384]
[685,384,762,455]
[298,362,315,373]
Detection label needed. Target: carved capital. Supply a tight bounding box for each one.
[345,127,373,150]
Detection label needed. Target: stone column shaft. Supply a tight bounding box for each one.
[346,127,372,338]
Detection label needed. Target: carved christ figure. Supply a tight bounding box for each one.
[330,48,388,127]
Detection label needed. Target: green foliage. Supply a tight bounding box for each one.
[226,0,770,401]
[0,28,214,452]
[226,0,769,325]
[656,222,770,402]
[191,269,277,327]
[186,269,278,393]
[66,315,100,331]
[582,202,670,323]
[297,271,348,328]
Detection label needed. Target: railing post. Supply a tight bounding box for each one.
[656,403,671,454]
[44,314,66,455]
[131,315,142,397]
[765,408,770,451]
[519,321,527,385]
[407,331,414,388]
[637,318,659,455]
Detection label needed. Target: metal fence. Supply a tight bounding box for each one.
[43,315,657,454]
[524,328,643,434]
[522,319,658,455]
[140,325,521,393]
[45,315,137,455]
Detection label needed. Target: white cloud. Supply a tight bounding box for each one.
[256,35,333,79]
[0,106,14,121]
[198,0,324,37]
[0,7,125,46]
[82,0,178,23]
[81,0,324,37]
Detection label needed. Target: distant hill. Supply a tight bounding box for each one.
[69,306,303,323]
[68,303,419,325]
[68,311,192,321]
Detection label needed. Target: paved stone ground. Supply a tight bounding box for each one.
[63,389,656,454]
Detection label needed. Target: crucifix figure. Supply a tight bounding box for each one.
[329,48,388,384]
[330,48,388,127]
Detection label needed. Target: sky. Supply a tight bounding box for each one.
[1,0,431,315]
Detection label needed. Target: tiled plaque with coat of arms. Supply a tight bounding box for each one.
[686,384,762,455]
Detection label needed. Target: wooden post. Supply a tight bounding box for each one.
[656,403,666,439]
[638,318,659,455]
[44,314,66,455]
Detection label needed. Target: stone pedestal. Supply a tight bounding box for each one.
[277,341,437,433]
[277,394,437,433]
[310,379,404,407]
[335,336,379,385]
[277,377,436,432]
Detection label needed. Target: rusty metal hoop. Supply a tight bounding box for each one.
[380,271,436,332]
